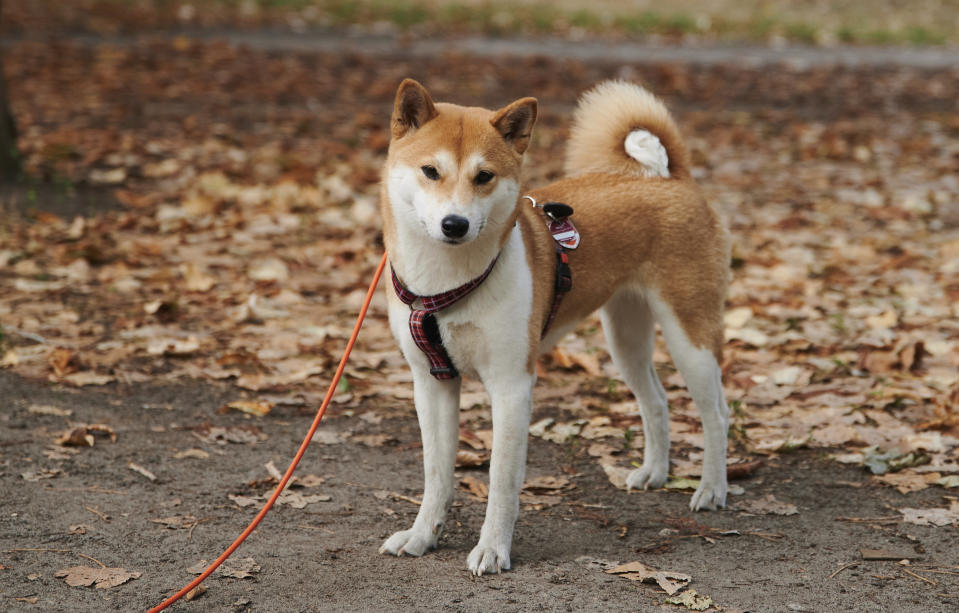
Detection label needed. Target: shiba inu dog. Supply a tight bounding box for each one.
[378,78,731,575]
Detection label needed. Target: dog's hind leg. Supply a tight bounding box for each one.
[648,293,729,511]
[600,289,671,491]
[380,370,461,556]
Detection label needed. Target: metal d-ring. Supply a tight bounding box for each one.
[523,195,541,208]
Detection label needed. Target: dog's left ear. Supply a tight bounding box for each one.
[490,97,538,154]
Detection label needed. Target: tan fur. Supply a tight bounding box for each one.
[564,80,692,179]
[522,175,729,362]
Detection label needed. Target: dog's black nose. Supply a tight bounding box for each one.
[441,215,470,239]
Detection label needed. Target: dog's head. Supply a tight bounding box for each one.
[384,79,537,246]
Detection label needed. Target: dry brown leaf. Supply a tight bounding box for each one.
[523,475,572,493]
[606,561,692,595]
[128,462,157,481]
[28,404,73,417]
[873,471,940,494]
[188,557,260,579]
[351,434,395,447]
[460,476,489,500]
[56,424,117,447]
[48,347,76,377]
[222,400,273,417]
[455,449,489,468]
[1,349,18,368]
[21,468,63,481]
[150,515,198,529]
[147,336,200,356]
[193,424,265,445]
[55,565,141,589]
[734,494,798,516]
[550,346,602,376]
[899,500,959,526]
[62,372,115,386]
[458,428,486,450]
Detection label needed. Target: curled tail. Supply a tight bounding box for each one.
[564,80,691,180]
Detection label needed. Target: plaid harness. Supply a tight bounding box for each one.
[391,257,499,379]
[392,240,572,380]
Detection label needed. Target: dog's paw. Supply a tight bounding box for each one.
[466,541,511,576]
[379,527,438,557]
[689,478,727,511]
[625,462,668,491]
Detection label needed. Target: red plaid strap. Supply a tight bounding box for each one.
[541,246,571,336]
[391,257,498,379]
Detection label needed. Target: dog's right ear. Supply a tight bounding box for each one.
[391,79,438,140]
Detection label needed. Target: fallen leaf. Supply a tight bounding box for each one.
[351,434,395,447]
[456,449,489,468]
[665,589,714,610]
[523,475,571,492]
[860,548,917,561]
[128,462,158,481]
[227,494,260,508]
[600,462,631,490]
[734,494,798,516]
[606,561,691,595]
[665,478,701,491]
[311,430,344,445]
[193,424,266,445]
[147,336,200,356]
[188,557,260,579]
[899,501,959,526]
[1,349,19,368]
[873,471,939,494]
[48,347,76,377]
[62,372,115,386]
[28,404,73,417]
[21,468,63,481]
[460,476,489,500]
[276,490,331,508]
[55,424,117,447]
[222,400,273,417]
[185,583,206,601]
[937,475,959,488]
[150,515,198,530]
[55,565,141,588]
[458,428,487,450]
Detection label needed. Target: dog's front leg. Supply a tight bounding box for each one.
[467,375,534,575]
[380,369,460,557]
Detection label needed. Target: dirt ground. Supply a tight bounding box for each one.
[1,370,957,612]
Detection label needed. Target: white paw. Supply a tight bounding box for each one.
[690,477,727,511]
[379,526,439,557]
[625,462,669,491]
[466,541,511,576]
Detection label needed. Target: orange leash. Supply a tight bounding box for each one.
[147,252,388,612]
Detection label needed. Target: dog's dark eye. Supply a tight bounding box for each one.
[421,165,440,180]
[475,170,495,185]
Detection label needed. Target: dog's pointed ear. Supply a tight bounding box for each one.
[392,79,438,139]
[490,97,538,154]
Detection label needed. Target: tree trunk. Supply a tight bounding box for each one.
[0,0,19,182]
